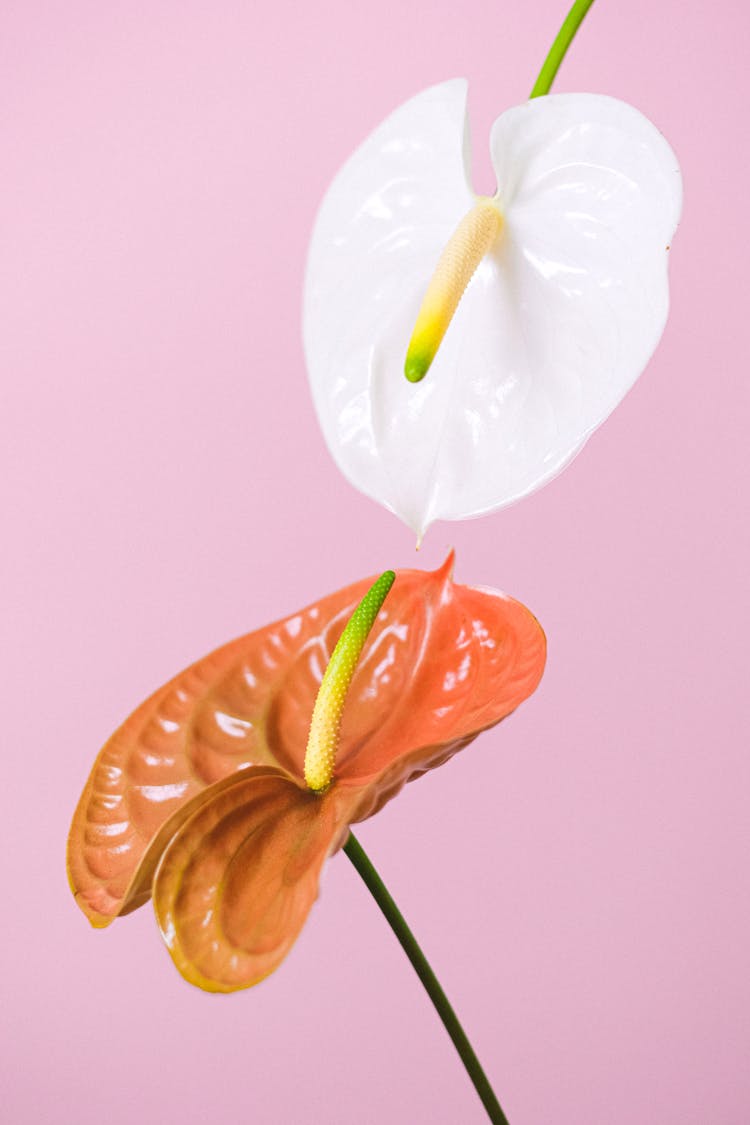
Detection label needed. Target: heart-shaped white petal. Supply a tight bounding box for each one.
[304,81,682,537]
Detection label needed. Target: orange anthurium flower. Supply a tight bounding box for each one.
[68,554,545,991]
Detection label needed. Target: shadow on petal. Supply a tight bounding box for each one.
[153,768,349,992]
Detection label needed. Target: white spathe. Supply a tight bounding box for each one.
[303,80,682,537]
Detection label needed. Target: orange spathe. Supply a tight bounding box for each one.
[67,554,546,990]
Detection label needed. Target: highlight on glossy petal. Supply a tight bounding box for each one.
[304,570,396,792]
[69,554,547,991]
[304,81,682,537]
[405,198,503,383]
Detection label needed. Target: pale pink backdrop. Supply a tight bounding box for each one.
[2,1,748,1122]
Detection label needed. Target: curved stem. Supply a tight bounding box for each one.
[530,0,597,98]
[343,831,510,1125]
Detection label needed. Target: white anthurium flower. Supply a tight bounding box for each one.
[303,80,682,538]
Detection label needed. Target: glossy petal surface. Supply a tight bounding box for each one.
[68,577,371,924]
[304,82,682,536]
[153,769,348,992]
[68,555,545,930]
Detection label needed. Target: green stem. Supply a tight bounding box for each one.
[343,831,510,1125]
[530,0,597,98]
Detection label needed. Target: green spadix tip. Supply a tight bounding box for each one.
[404,352,431,383]
[356,570,396,622]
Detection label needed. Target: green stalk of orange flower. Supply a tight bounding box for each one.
[344,830,511,1125]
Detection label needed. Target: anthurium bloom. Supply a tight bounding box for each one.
[68,555,545,991]
[304,80,682,537]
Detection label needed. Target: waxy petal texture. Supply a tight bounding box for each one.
[68,617,319,925]
[304,81,682,535]
[69,557,545,988]
[153,769,348,992]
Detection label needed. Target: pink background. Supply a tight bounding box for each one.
[3,1,749,1122]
